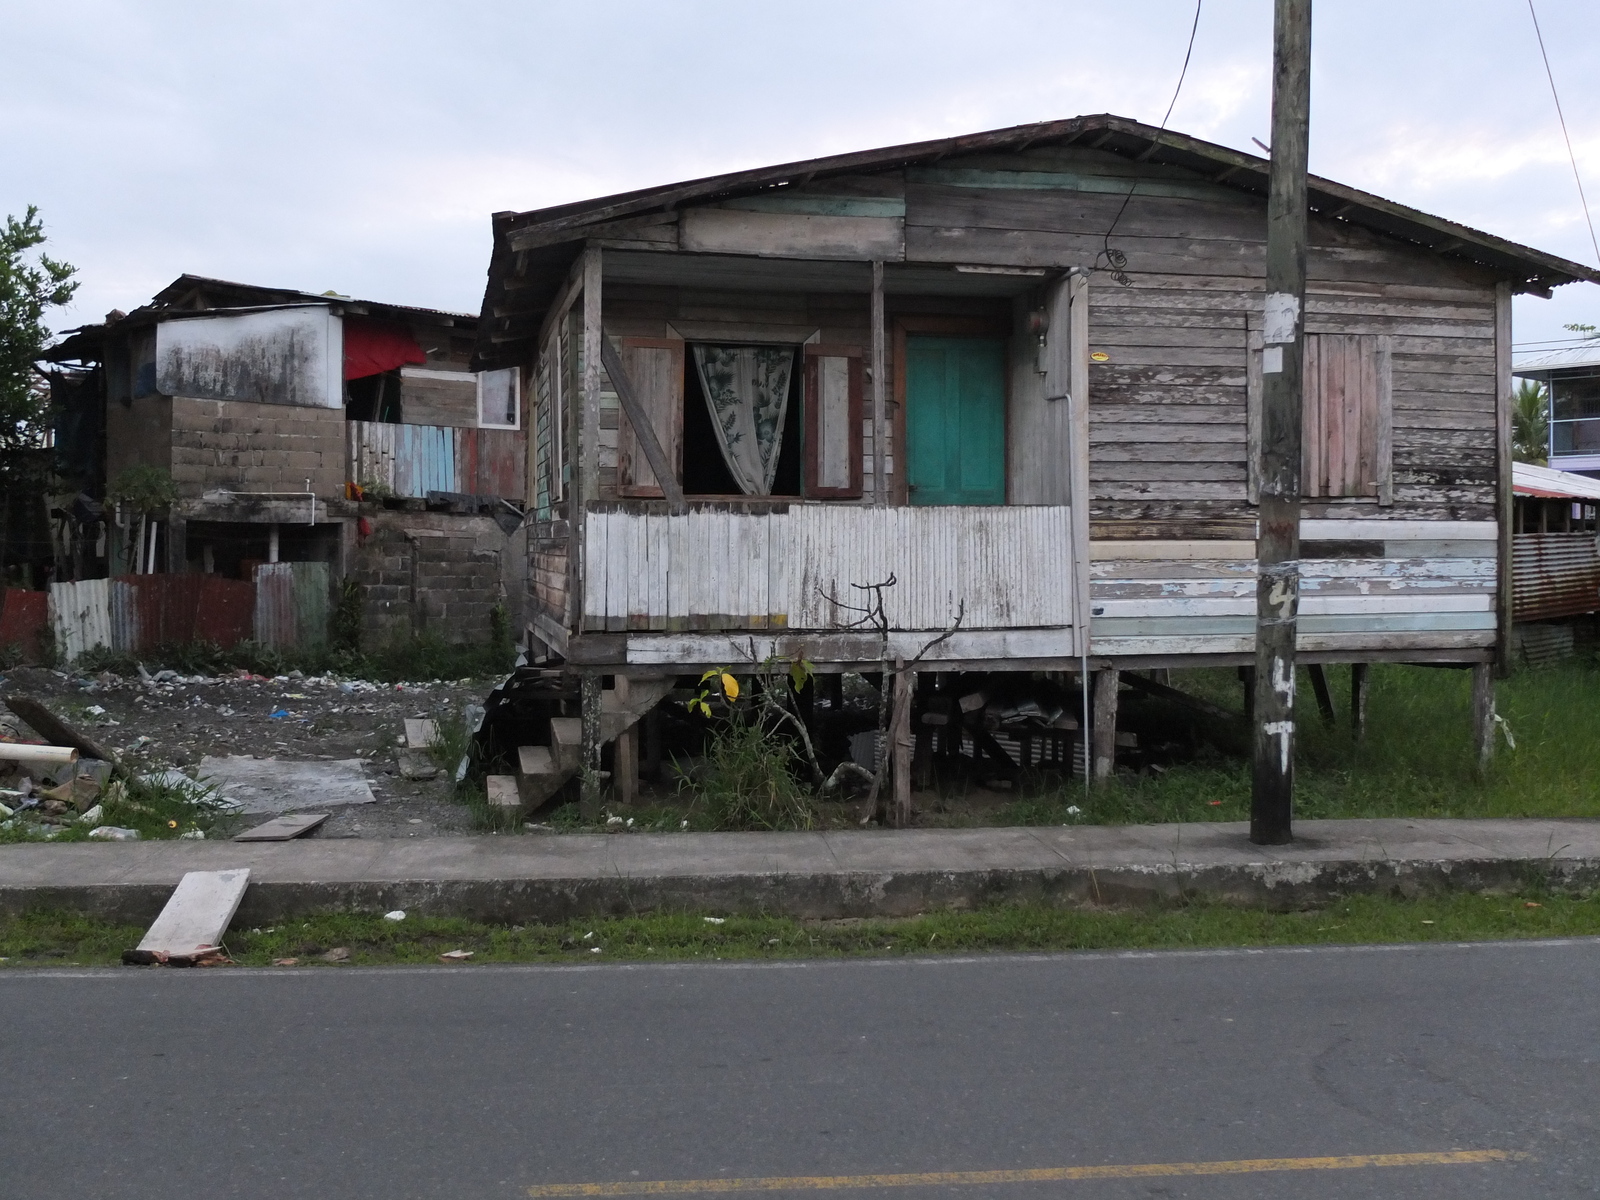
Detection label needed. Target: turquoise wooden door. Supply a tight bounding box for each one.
[905,336,1006,505]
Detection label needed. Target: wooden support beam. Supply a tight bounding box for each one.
[1472,662,1496,774]
[613,675,636,806]
[580,671,603,820]
[890,660,913,826]
[1092,668,1120,781]
[1350,663,1369,742]
[1494,280,1514,677]
[599,332,685,506]
[643,706,662,781]
[1308,664,1336,726]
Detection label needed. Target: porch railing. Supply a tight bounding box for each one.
[581,504,1075,632]
[347,421,525,500]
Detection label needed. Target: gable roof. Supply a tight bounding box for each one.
[474,113,1600,370]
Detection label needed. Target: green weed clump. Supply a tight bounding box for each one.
[693,720,816,831]
[0,772,234,845]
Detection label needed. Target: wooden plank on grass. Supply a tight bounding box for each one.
[233,813,329,842]
[122,869,250,965]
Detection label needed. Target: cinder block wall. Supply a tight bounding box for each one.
[346,510,528,647]
[170,398,345,499]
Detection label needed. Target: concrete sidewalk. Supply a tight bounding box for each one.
[4,818,1599,924]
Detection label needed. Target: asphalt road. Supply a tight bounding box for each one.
[3,939,1597,1199]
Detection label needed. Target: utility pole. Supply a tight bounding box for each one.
[1251,0,1311,846]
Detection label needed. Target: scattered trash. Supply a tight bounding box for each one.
[322,947,352,962]
[1066,805,1082,815]
[178,830,206,840]
[1421,920,1435,926]
[703,917,726,925]
[1207,800,1223,806]
[680,820,689,829]
[88,826,140,841]
[439,949,473,961]
[590,947,603,954]
[404,719,438,749]
[582,930,595,941]
[453,755,469,784]
[605,814,625,829]
[396,749,439,781]
[1524,901,1543,909]
[78,804,104,826]
[123,868,251,966]
[272,958,299,966]
[767,938,780,946]
[383,910,406,921]
[268,709,290,719]
[85,705,106,716]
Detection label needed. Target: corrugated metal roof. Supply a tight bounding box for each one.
[1513,343,1600,375]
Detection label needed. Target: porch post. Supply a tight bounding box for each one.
[573,245,602,636]
[870,260,887,506]
[1350,662,1368,741]
[613,674,636,806]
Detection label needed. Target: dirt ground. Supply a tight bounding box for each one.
[0,666,493,839]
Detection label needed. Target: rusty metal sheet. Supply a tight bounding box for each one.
[1513,532,1600,622]
[194,577,255,647]
[254,563,296,648]
[0,589,48,661]
[474,427,525,498]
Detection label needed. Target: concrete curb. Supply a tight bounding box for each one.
[4,819,1599,924]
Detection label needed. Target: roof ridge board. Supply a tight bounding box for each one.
[495,113,1599,289]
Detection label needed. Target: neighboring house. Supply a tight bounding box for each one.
[43,275,528,647]
[471,113,1597,791]
[1512,342,1600,475]
[1509,461,1600,666]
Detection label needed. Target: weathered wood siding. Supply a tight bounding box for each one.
[1090,520,1497,656]
[347,421,525,499]
[582,504,1075,634]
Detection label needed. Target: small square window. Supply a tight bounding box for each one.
[478,368,519,429]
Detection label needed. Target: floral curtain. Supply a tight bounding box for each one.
[691,344,795,495]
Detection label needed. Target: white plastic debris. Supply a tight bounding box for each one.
[88,826,140,841]
[606,815,625,828]
[590,947,603,954]
[384,910,407,922]
[582,930,595,941]
[78,804,104,826]
[703,917,726,925]
[179,830,206,840]
[85,705,106,716]
[1066,805,1082,815]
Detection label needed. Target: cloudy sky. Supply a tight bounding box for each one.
[6,1,1597,351]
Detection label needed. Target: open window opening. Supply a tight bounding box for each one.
[345,371,401,422]
[681,344,803,497]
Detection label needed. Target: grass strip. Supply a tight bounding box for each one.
[4,891,1599,969]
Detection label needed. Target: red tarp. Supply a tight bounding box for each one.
[343,317,427,380]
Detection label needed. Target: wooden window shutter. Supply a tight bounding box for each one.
[1248,332,1391,505]
[1302,333,1392,503]
[615,337,684,497]
[804,344,865,499]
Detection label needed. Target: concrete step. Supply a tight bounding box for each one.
[486,775,522,815]
[548,717,583,774]
[515,745,572,808]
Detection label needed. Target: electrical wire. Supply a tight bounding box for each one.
[1528,0,1600,267]
[1096,0,1204,285]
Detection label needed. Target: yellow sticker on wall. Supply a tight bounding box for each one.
[1090,351,1111,362]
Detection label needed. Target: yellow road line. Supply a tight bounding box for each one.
[526,1149,1523,1196]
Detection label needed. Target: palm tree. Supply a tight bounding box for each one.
[1512,379,1549,465]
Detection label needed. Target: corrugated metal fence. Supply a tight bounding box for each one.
[1513,532,1600,622]
[348,421,525,499]
[50,567,327,662]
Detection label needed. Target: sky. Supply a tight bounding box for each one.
[5,0,1598,353]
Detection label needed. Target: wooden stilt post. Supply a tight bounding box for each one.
[1092,668,1120,782]
[579,671,603,820]
[1350,663,1368,742]
[890,660,913,826]
[1251,0,1312,847]
[1240,665,1256,725]
[613,675,636,806]
[643,706,661,781]
[1308,664,1336,726]
[1472,662,1496,773]
[870,261,887,506]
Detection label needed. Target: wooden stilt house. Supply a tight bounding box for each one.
[472,114,1599,795]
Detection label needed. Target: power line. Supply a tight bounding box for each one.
[1097,0,1204,285]
[1528,0,1600,267]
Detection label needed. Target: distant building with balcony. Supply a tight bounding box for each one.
[1515,342,1600,475]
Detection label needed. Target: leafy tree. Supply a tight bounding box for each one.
[1565,322,1597,339]
[1,206,77,466]
[1512,379,1549,465]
